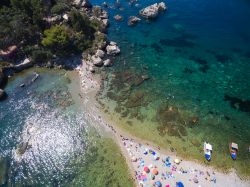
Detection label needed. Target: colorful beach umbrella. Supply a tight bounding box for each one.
[144,166,150,173]
[152,168,159,175]
[176,181,184,187]
[155,181,162,187]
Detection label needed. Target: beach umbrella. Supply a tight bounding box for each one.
[176,181,184,187]
[174,158,181,164]
[155,181,162,187]
[144,166,150,173]
[152,168,159,175]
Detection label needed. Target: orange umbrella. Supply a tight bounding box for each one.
[152,168,158,175]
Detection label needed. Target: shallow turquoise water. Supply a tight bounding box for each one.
[95,0,250,174]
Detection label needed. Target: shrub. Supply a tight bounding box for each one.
[42,25,70,50]
[51,3,69,15]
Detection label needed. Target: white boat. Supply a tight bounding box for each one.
[204,142,212,161]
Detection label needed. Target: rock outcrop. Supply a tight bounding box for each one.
[13,58,33,72]
[91,55,103,67]
[106,41,120,55]
[102,19,109,27]
[128,16,141,26]
[139,2,167,19]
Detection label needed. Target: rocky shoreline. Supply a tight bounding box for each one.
[0,0,169,101]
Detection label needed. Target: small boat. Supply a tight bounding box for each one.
[31,72,39,82]
[20,83,25,87]
[204,142,212,161]
[229,142,238,160]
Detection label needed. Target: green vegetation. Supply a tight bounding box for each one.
[70,137,135,187]
[42,25,70,50]
[0,0,102,63]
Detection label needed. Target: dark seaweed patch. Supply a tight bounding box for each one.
[174,48,182,53]
[159,33,197,48]
[215,54,231,64]
[189,56,207,65]
[224,94,250,114]
[199,64,209,73]
[150,43,164,53]
[230,48,242,53]
[189,56,209,73]
[244,51,250,59]
[183,67,195,74]
[138,43,148,48]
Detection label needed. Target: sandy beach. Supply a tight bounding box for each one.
[74,61,250,187]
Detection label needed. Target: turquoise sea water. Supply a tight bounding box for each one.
[95,0,250,175]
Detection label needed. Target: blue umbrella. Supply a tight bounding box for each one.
[176,181,184,187]
[155,181,162,187]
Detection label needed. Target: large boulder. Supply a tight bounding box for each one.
[128,16,141,26]
[91,55,103,67]
[95,49,105,58]
[139,2,167,19]
[106,42,120,55]
[104,59,112,67]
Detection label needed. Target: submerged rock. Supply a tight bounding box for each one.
[102,1,108,8]
[139,2,167,19]
[128,16,141,26]
[114,14,123,21]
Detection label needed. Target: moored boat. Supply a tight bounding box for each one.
[204,142,212,161]
[229,142,238,160]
